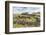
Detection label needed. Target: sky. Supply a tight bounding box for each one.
[13,7,40,14]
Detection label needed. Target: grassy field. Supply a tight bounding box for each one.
[13,12,40,28]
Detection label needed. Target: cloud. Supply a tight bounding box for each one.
[13,7,40,14]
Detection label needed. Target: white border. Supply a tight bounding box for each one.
[9,3,43,32]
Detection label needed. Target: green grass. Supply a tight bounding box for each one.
[13,23,26,28]
[13,14,40,28]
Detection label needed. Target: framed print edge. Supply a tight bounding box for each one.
[5,1,45,34]
[5,1,9,34]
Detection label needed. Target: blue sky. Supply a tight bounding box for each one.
[13,7,40,14]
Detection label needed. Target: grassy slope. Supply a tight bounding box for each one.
[13,14,40,28]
